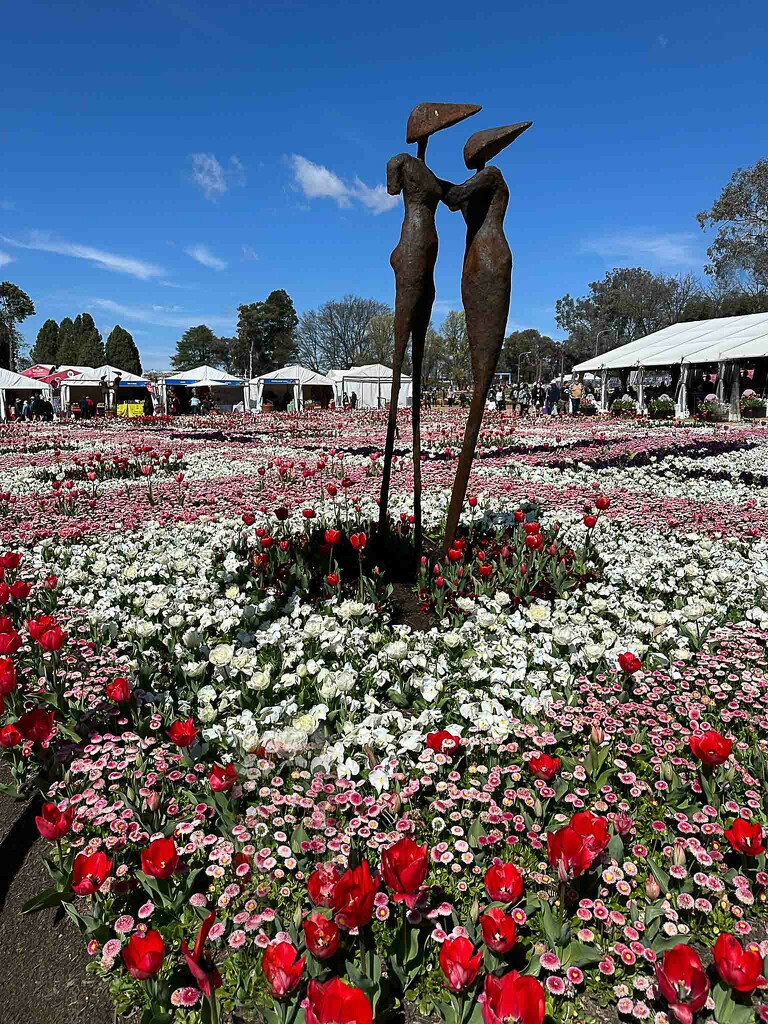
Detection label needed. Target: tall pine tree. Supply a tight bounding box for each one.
[31,319,59,365]
[105,325,142,375]
[71,312,105,367]
[56,317,78,364]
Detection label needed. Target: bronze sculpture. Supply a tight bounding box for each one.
[377,103,481,551]
[442,122,532,550]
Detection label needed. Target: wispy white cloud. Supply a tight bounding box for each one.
[185,244,227,271]
[289,155,398,215]
[582,231,700,266]
[0,231,164,279]
[657,33,669,48]
[241,245,259,261]
[0,250,13,268]
[189,153,247,200]
[90,298,234,331]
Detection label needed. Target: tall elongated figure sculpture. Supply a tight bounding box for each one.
[443,122,533,551]
[378,102,480,551]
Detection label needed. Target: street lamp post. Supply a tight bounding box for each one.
[517,349,531,384]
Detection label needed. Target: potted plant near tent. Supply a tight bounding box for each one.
[740,389,767,418]
[649,394,675,420]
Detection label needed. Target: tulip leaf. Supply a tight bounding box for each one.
[22,886,72,914]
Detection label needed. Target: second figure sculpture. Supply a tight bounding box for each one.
[378,103,532,552]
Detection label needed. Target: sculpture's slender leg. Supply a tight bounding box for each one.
[443,368,493,551]
[378,305,410,533]
[409,301,432,552]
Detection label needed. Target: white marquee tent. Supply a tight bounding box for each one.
[0,368,48,420]
[161,364,247,413]
[572,312,768,418]
[251,364,335,411]
[573,312,768,374]
[329,363,412,409]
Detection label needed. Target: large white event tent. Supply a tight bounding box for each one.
[161,364,247,412]
[329,363,413,409]
[250,364,335,411]
[572,311,768,417]
[0,367,48,419]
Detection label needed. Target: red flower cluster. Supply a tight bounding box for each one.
[547,811,610,880]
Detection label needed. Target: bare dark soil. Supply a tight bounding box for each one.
[0,779,116,1024]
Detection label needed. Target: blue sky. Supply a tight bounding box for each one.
[2,0,766,369]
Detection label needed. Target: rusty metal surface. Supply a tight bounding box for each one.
[406,103,482,144]
[463,121,532,169]
[442,122,533,550]
[378,103,480,550]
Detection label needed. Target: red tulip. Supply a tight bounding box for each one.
[583,514,597,528]
[0,630,21,656]
[714,933,764,993]
[303,977,372,1024]
[439,935,482,993]
[0,552,22,570]
[326,573,340,587]
[596,495,611,510]
[480,906,518,953]
[547,811,609,881]
[689,729,732,766]
[9,580,30,600]
[262,941,305,998]
[484,861,524,904]
[479,971,546,1024]
[38,625,67,652]
[426,730,461,755]
[167,717,198,747]
[349,532,366,551]
[308,863,341,907]
[27,615,57,640]
[209,762,237,793]
[0,723,21,747]
[71,850,112,895]
[656,945,710,1023]
[724,818,765,856]
[16,708,55,744]
[618,651,641,674]
[105,677,132,704]
[0,657,17,696]
[331,860,378,930]
[35,802,75,841]
[303,912,340,960]
[123,929,165,980]
[181,911,222,997]
[141,836,179,879]
[528,752,560,780]
[324,529,342,546]
[381,837,428,904]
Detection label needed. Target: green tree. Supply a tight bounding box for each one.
[31,318,59,365]
[501,328,558,383]
[364,313,399,368]
[0,281,35,370]
[439,310,471,386]
[71,312,105,366]
[56,317,78,364]
[171,324,228,370]
[105,325,142,375]
[232,289,299,377]
[698,159,768,288]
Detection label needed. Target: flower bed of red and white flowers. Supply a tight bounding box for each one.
[1,411,768,1024]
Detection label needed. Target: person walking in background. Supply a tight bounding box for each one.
[547,379,560,415]
[518,382,530,417]
[570,378,583,416]
[350,391,358,409]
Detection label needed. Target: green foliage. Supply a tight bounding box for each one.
[72,313,105,367]
[500,327,558,383]
[0,280,35,370]
[105,325,142,375]
[31,318,59,365]
[296,294,390,371]
[171,324,228,371]
[698,158,768,288]
[55,317,77,364]
[233,289,299,376]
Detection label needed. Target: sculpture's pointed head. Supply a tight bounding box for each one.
[463,122,533,169]
[406,103,482,144]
